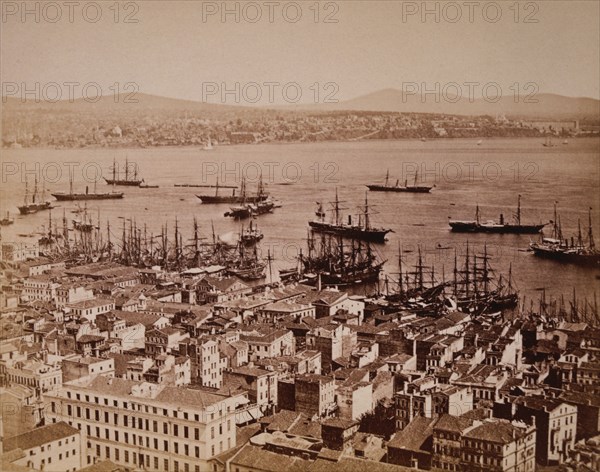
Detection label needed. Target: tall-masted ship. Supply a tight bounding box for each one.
[51,175,124,201]
[530,206,599,267]
[308,191,392,243]
[18,177,53,214]
[300,232,385,287]
[104,157,144,186]
[367,169,433,193]
[196,177,268,204]
[449,195,546,234]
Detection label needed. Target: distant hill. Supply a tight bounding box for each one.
[299,89,600,119]
[1,92,255,115]
[3,90,598,120]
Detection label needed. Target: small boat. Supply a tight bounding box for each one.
[562,140,569,145]
[203,137,214,151]
[542,136,555,147]
[477,140,483,146]
[139,183,159,189]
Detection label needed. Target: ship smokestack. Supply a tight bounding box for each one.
[500,213,504,225]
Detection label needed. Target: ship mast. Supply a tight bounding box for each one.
[385,169,389,187]
[363,192,370,230]
[516,194,522,226]
[397,242,404,296]
[33,176,38,203]
[589,207,595,250]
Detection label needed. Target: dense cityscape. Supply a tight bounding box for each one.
[3,102,598,149]
[2,1,600,471]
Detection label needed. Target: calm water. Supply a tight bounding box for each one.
[1,137,599,303]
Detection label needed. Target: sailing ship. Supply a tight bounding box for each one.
[386,243,518,316]
[452,243,519,314]
[51,174,124,201]
[300,232,386,287]
[309,191,392,243]
[227,243,266,280]
[0,211,14,226]
[72,204,97,232]
[196,177,269,204]
[18,178,53,215]
[104,157,144,186]
[449,195,546,234]
[366,169,433,193]
[530,206,599,267]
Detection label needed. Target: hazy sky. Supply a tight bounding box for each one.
[1,1,599,104]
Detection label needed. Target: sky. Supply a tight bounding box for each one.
[1,0,599,105]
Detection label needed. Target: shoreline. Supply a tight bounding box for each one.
[3,135,598,151]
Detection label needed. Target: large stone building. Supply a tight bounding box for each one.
[45,375,249,471]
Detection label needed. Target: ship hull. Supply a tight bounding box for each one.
[531,245,600,267]
[103,179,143,186]
[196,195,267,204]
[51,193,124,201]
[449,222,545,234]
[304,266,382,287]
[308,221,390,243]
[367,185,432,193]
[18,202,53,215]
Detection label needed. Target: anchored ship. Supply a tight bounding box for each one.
[309,191,392,243]
[300,231,385,287]
[530,205,599,267]
[367,169,433,193]
[449,195,546,234]
[196,177,268,204]
[52,175,124,201]
[241,221,264,246]
[104,157,144,186]
[0,211,14,226]
[18,178,53,215]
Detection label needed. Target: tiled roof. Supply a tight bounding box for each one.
[231,444,311,472]
[3,422,78,452]
[463,420,527,444]
[387,416,437,452]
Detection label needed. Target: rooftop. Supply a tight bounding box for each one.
[3,422,78,452]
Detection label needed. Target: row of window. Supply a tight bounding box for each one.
[62,392,230,420]
[92,445,202,472]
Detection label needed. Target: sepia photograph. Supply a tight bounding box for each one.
[0,1,599,471]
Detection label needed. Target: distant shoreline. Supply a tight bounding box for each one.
[4,135,599,151]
